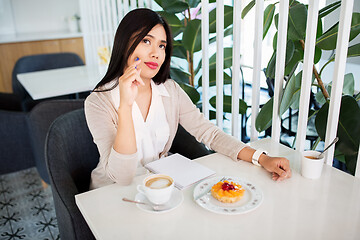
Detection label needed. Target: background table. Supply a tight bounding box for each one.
[17,65,102,100]
[75,138,360,240]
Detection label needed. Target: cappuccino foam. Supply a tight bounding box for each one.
[146,177,172,189]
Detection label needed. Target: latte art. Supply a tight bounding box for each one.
[145,177,172,189]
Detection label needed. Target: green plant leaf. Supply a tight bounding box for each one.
[280,71,301,114]
[288,1,307,41]
[347,43,360,58]
[209,47,233,71]
[314,46,322,64]
[266,40,295,79]
[241,0,255,19]
[343,73,355,96]
[263,4,275,39]
[182,19,202,53]
[198,69,232,87]
[170,67,190,84]
[315,95,360,175]
[178,82,200,104]
[209,27,233,45]
[319,1,341,19]
[316,13,360,50]
[256,97,273,132]
[316,18,323,39]
[157,11,183,37]
[188,0,201,8]
[209,95,248,115]
[172,40,187,59]
[195,47,233,75]
[161,0,189,14]
[209,6,233,33]
[284,49,301,76]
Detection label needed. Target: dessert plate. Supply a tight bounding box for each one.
[193,176,263,215]
[135,188,183,214]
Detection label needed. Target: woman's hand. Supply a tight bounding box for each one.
[118,59,144,107]
[259,155,292,181]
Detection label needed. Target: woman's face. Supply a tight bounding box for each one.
[127,24,167,82]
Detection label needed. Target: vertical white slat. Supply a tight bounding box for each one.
[130,0,137,9]
[324,0,354,166]
[147,0,152,9]
[88,0,98,66]
[110,0,118,41]
[295,0,320,151]
[216,0,224,129]
[95,0,104,54]
[138,0,144,8]
[117,0,124,20]
[99,0,108,49]
[105,0,114,49]
[271,0,289,142]
[79,0,91,65]
[202,0,210,120]
[356,145,360,178]
[231,0,241,138]
[250,0,264,141]
[123,0,129,14]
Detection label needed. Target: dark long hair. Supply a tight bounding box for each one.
[94,8,172,91]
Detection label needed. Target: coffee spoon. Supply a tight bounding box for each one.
[122,197,167,211]
[318,137,339,159]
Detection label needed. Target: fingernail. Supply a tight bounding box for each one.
[135,57,139,61]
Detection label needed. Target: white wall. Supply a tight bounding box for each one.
[0,0,80,34]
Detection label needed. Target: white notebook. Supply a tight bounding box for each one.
[145,153,216,190]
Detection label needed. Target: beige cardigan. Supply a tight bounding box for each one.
[85,79,246,189]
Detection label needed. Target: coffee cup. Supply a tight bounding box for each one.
[301,150,325,179]
[137,174,174,205]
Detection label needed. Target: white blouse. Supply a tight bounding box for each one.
[111,80,170,174]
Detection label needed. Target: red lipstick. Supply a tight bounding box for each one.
[145,62,158,69]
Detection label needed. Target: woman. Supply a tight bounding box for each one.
[85,8,291,189]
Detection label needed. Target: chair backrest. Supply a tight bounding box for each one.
[28,99,85,184]
[45,108,97,240]
[12,52,84,111]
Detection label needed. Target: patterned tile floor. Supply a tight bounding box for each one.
[0,168,59,240]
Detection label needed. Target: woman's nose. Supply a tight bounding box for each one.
[150,46,159,59]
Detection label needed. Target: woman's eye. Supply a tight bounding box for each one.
[143,39,150,44]
[159,44,166,49]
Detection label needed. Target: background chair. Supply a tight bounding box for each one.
[0,109,35,174]
[45,108,97,240]
[28,99,85,185]
[12,52,85,112]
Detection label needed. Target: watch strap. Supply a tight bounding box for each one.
[252,149,268,167]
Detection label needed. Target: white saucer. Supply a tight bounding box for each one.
[135,188,183,213]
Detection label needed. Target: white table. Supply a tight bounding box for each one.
[75,138,360,240]
[17,65,102,100]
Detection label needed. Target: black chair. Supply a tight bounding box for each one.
[170,124,212,159]
[28,99,85,184]
[45,108,211,239]
[45,109,97,240]
[12,52,85,112]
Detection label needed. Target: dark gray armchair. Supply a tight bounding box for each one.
[45,109,97,240]
[12,52,85,112]
[45,108,211,239]
[28,99,85,184]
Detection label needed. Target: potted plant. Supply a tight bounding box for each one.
[242,0,360,175]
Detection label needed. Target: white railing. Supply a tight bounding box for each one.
[80,0,359,177]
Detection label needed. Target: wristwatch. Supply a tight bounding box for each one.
[252,149,268,167]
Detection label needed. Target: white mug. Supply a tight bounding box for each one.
[137,174,174,205]
[301,150,325,179]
